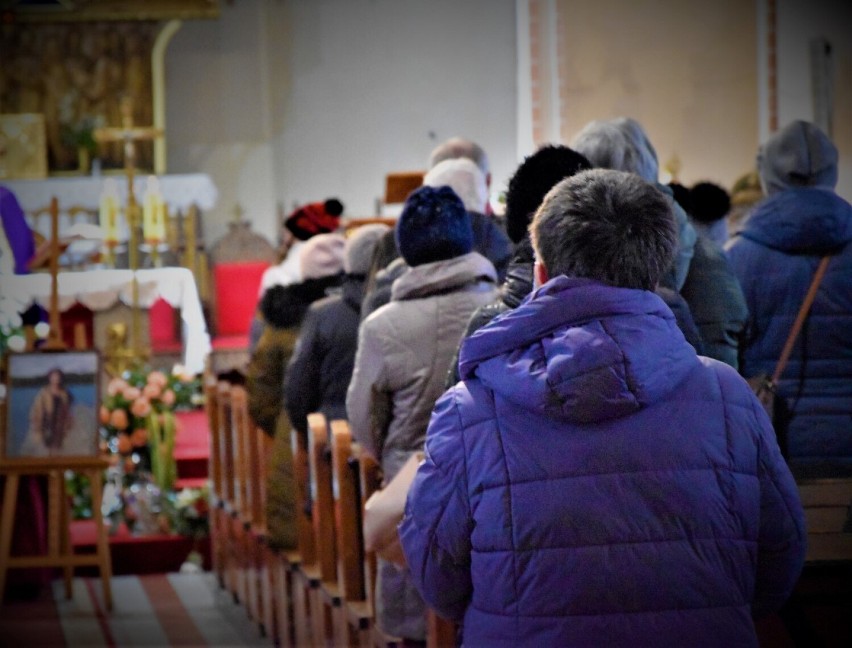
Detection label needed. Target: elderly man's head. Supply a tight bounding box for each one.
[428,137,490,185]
[530,169,677,291]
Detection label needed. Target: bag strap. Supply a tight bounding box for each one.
[771,255,831,384]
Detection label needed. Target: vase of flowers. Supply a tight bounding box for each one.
[99,365,201,494]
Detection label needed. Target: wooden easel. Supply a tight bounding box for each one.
[0,197,112,609]
[0,458,113,610]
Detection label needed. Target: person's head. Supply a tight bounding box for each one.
[284,198,344,241]
[47,368,65,389]
[503,145,592,244]
[343,224,391,277]
[757,120,838,195]
[667,182,692,216]
[570,117,659,182]
[530,169,677,291]
[423,157,488,214]
[428,137,490,186]
[395,185,472,267]
[689,182,730,224]
[299,232,346,280]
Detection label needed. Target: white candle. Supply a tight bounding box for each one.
[142,176,165,242]
[99,178,120,243]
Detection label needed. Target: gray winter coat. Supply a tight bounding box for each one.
[345,251,498,639]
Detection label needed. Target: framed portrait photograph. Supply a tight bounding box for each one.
[2,351,100,465]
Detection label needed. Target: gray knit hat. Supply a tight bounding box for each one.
[343,223,391,275]
[758,120,838,195]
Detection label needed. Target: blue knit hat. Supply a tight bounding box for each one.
[395,185,472,266]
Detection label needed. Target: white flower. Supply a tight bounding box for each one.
[34,322,50,339]
[7,335,26,352]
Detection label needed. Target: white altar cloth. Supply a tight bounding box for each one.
[2,267,211,374]
[1,173,218,212]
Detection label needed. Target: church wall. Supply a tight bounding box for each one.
[554,0,759,192]
[165,0,517,247]
[776,0,852,201]
[163,0,849,248]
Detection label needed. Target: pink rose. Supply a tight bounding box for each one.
[99,405,111,425]
[107,378,128,396]
[131,397,151,418]
[147,371,168,389]
[143,383,162,400]
[123,386,141,401]
[110,408,129,430]
[117,432,132,455]
[161,389,176,407]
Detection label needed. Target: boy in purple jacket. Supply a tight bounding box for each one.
[400,169,806,647]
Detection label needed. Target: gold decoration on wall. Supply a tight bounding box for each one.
[0,113,47,179]
[0,1,220,23]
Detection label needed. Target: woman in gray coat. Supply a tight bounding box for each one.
[346,185,498,643]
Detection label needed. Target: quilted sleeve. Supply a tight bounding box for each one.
[398,388,473,622]
[346,319,388,461]
[751,397,807,617]
[284,308,322,435]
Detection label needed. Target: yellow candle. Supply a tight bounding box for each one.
[99,178,119,243]
[143,176,162,242]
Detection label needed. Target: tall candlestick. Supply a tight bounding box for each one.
[99,178,120,244]
[142,176,166,242]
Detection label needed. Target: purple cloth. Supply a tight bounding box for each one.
[0,185,35,274]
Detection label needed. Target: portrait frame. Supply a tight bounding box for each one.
[1,350,101,467]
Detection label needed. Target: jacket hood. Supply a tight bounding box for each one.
[758,120,838,195]
[391,251,496,301]
[459,276,698,424]
[741,187,852,254]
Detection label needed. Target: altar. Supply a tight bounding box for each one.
[1,174,218,213]
[3,267,211,375]
[1,173,217,239]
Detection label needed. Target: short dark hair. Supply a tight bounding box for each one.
[503,145,592,244]
[530,169,677,291]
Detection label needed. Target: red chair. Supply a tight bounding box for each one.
[207,219,276,374]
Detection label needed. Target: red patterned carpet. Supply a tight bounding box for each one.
[0,572,271,647]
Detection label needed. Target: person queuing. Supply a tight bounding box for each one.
[400,169,806,647]
[346,185,498,643]
[726,120,852,479]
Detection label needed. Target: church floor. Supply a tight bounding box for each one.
[0,571,272,647]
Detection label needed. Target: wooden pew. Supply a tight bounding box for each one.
[215,379,239,598]
[286,424,321,647]
[227,384,251,608]
[308,413,345,646]
[799,478,852,563]
[204,374,226,588]
[330,420,373,646]
[357,446,402,648]
[231,383,274,635]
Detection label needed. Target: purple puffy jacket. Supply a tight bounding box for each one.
[400,276,806,647]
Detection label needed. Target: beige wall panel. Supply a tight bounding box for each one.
[557,0,758,190]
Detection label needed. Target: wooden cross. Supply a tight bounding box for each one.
[40,197,67,351]
[93,96,162,363]
[93,96,164,179]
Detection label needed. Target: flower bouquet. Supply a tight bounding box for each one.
[99,365,201,494]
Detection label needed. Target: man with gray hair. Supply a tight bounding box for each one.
[401,169,805,647]
[428,136,490,186]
